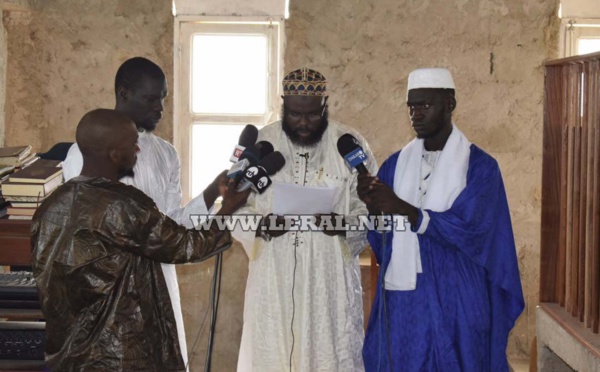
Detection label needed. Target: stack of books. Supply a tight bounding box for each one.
[0,146,38,181]
[0,196,7,219]
[0,159,63,220]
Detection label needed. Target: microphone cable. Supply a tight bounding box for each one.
[185,252,222,372]
[289,237,298,372]
[205,252,223,372]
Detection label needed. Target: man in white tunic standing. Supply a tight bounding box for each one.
[234,68,377,372]
[62,57,226,368]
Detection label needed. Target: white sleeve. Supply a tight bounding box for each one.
[62,143,83,181]
[163,154,213,228]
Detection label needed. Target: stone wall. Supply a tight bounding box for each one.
[2,0,173,153]
[0,11,7,146]
[285,0,559,358]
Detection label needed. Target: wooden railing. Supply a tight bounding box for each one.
[541,51,600,333]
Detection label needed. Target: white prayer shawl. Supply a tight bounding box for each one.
[386,125,471,291]
[63,131,211,367]
[232,120,377,372]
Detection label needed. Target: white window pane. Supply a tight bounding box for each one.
[192,34,268,115]
[578,38,600,55]
[191,124,263,196]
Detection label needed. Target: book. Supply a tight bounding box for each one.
[19,155,40,169]
[0,146,33,167]
[1,173,63,197]
[6,206,36,216]
[0,146,31,159]
[3,194,51,203]
[8,215,33,220]
[8,201,44,208]
[9,159,63,184]
[0,166,15,178]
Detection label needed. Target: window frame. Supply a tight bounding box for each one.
[174,16,284,201]
[560,18,600,57]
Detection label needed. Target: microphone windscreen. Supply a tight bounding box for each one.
[337,133,369,173]
[259,151,286,175]
[337,133,361,157]
[255,141,274,159]
[238,125,259,147]
[239,144,260,165]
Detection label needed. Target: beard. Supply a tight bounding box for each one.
[138,119,158,132]
[118,167,135,180]
[281,106,329,147]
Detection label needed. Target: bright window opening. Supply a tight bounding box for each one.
[191,35,269,115]
[578,38,600,55]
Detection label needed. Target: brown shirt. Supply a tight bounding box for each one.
[31,177,231,371]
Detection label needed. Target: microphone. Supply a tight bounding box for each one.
[255,141,274,159]
[229,125,259,163]
[337,134,369,174]
[237,151,286,194]
[227,145,261,179]
[228,125,261,179]
[228,140,274,180]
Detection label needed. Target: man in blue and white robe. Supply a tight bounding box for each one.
[359,68,524,372]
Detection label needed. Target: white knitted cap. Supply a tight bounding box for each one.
[407,68,455,91]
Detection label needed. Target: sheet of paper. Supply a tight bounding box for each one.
[272,181,338,215]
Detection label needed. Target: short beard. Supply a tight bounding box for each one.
[138,121,157,132]
[118,168,135,180]
[281,106,329,147]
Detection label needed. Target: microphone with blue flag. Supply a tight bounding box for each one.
[337,133,369,174]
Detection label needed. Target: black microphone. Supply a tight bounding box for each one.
[237,151,286,194]
[230,124,259,162]
[337,134,369,174]
[255,141,274,159]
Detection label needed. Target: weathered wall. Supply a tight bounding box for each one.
[285,0,559,359]
[2,0,173,153]
[0,11,6,146]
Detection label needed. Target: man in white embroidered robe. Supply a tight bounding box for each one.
[233,68,377,372]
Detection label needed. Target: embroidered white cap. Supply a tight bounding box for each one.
[407,68,455,91]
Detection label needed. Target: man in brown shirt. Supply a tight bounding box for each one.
[31,109,249,371]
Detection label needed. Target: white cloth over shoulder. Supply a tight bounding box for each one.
[63,130,211,367]
[233,120,377,372]
[387,124,471,290]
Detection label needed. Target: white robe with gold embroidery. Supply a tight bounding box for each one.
[234,120,377,372]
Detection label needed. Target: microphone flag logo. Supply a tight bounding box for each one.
[344,147,367,168]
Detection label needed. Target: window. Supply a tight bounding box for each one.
[578,37,600,55]
[175,18,283,200]
[559,19,600,57]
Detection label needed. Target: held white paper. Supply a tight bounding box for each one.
[272,181,338,215]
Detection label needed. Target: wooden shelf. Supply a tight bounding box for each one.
[0,219,33,266]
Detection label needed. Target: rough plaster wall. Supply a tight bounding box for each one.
[285,0,559,359]
[0,13,6,146]
[3,0,173,153]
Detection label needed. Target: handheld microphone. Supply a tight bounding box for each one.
[228,140,274,179]
[237,151,286,194]
[337,134,369,174]
[230,124,259,163]
[255,141,274,159]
